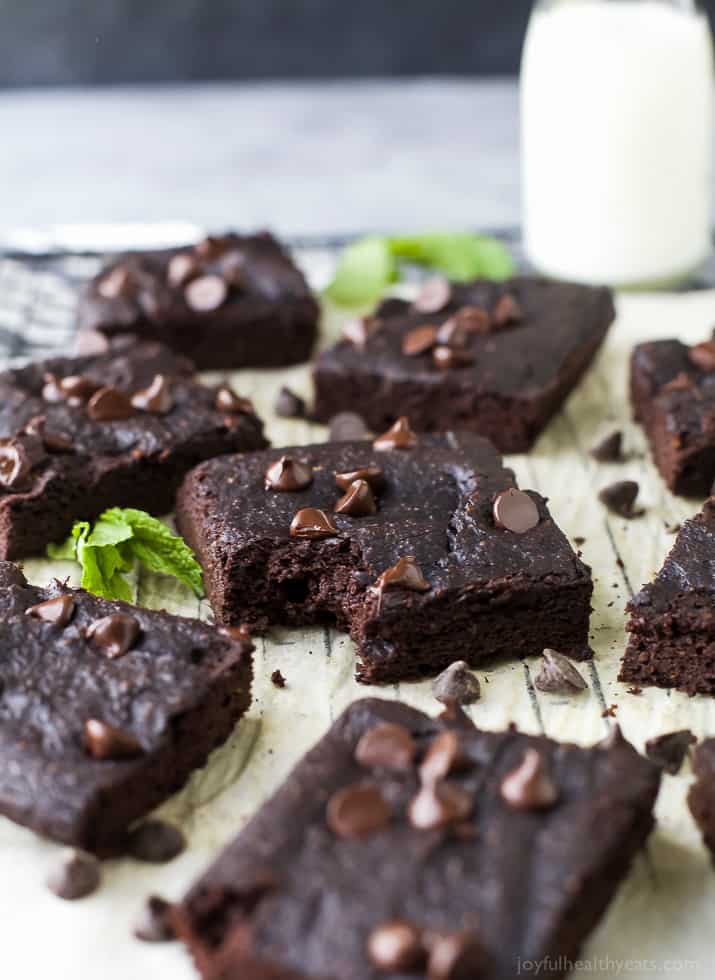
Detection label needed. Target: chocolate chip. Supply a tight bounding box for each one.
[184,274,228,313]
[98,265,134,300]
[355,722,417,771]
[402,325,438,356]
[0,439,35,490]
[271,669,286,688]
[426,931,485,980]
[334,479,377,517]
[84,719,143,760]
[438,699,477,731]
[87,613,140,658]
[274,386,306,419]
[59,375,100,403]
[46,849,101,901]
[408,781,472,830]
[373,556,430,593]
[689,340,715,372]
[24,416,74,453]
[645,730,696,774]
[264,456,313,492]
[87,386,136,422]
[432,346,474,370]
[326,782,391,838]
[195,234,232,261]
[453,305,491,335]
[329,411,370,441]
[492,293,523,327]
[342,316,377,349]
[290,507,338,540]
[413,277,452,314]
[215,386,254,415]
[131,374,174,414]
[492,489,540,533]
[133,895,176,943]
[598,480,643,518]
[335,465,385,493]
[500,748,558,810]
[534,649,588,694]
[590,430,624,462]
[432,661,480,705]
[41,373,65,403]
[420,731,471,784]
[167,252,201,288]
[373,416,418,451]
[126,820,185,863]
[367,920,424,972]
[26,594,76,628]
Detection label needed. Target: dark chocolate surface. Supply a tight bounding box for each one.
[174,698,660,980]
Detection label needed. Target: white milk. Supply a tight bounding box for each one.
[521,0,714,287]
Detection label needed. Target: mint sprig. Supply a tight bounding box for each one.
[47,508,204,601]
[324,231,515,308]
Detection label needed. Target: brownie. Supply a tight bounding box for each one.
[77,231,320,370]
[0,562,252,854]
[631,334,715,496]
[620,498,715,695]
[176,428,593,684]
[689,739,715,859]
[0,336,267,558]
[172,698,661,980]
[313,277,614,452]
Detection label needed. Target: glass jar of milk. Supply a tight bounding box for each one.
[521,0,714,287]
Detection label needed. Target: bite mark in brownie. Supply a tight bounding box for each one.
[0,562,252,854]
[77,232,320,370]
[313,277,614,453]
[176,430,593,684]
[172,698,661,980]
[0,336,267,558]
[620,498,715,695]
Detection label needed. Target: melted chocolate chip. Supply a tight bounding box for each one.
[289,507,338,540]
[432,345,474,370]
[60,375,100,403]
[355,722,417,771]
[126,820,186,863]
[402,325,438,356]
[271,669,286,688]
[492,293,523,328]
[184,274,228,313]
[334,479,377,517]
[329,411,370,441]
[534,649,588,694]
[689,340,715,372]
[413,277,452,314]
[645,729,696,774]
[373,417,418,451]
[432,661,481,705]
[0,439,35,490]
[335,465,385,493]
[408,781,473,830]
[326,782,391,838]
[590,430,624,463]
[26,594,76,628]
[500,748,558,810]
[167,252,201,288]
[46,849,101,901]
[215,386,254,415]
[274,386,306,419]
[133,895,176,943]
[598,480,643,518]
[426,930,485,980]
[373,556,430,593]
[420,731,471,784]
[264,456,313,492]
[131,374,174,414]
[367,920,424,972]
[342,316,378,349]
[98,265,134,300]
[492,489,540,533]
[87,386,136,422]
[87,613,140,658]
[84,719,143,760]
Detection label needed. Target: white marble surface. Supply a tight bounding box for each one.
[0,79,520,237]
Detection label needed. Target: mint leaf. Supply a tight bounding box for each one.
[324,236,397,307]
[47,520,90,561]
[108,508,204,597]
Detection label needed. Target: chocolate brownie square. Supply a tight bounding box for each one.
[172,698,660,980]
[77,231,320,370]
[0,336,267,559]
[176,425,593,683]
[0,562,252,854]
[620,498,715,695]
[631,334,715,496]
[313,277,614,452]
[689,739,715,860]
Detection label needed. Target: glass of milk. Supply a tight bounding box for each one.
[521,0,714,287]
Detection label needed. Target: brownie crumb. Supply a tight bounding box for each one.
[601,704,618,718]
[645,730,696,774]
[598,480,644,518]
[590,430,624,462]
[665,521,682,535]
[46,848,101,901]
[133,895,176,943]
[274,386,306,419]
[573,536,586,546]
[432,660,481,705]
[626,686,643,696]
[271,669,287,689]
